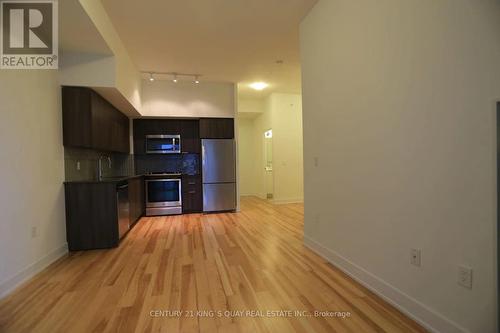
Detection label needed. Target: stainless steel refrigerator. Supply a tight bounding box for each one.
[202,139,236,212]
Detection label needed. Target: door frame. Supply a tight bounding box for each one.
[263,128,274,199]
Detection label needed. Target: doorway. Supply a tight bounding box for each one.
[264,129,274,200]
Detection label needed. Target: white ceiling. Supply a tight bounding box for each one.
[101,0,317,99]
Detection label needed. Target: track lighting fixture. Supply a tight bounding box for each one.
[142,72,201,84]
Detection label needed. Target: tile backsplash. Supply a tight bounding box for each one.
[65,148,200,181]
[134,154,200,175]
[64,147,135,181]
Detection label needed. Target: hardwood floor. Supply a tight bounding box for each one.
[0,197,427,333]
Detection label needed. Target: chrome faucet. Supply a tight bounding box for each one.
[97,155,112,180]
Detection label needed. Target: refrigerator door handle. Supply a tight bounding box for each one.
[202,144,206,168]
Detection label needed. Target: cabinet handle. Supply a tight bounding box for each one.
[188,182,196,185]
[188,190,196,194]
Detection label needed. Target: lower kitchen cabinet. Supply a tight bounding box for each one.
[64,182,119,251]
[64,177,144,251]
[129,177,144,224]
[182,175,202,213]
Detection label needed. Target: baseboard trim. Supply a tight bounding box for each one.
[239,194,304,204]
[271,197,304,204]
[0,243,68,300]
[303,235,468,333]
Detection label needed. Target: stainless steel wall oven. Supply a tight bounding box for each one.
[145,174,182,216]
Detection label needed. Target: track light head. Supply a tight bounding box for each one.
[172,74,178,83]
[149,73,154,82]
[194,75,200,84]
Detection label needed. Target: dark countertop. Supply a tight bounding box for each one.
[64,174,144,185]
[64,173,198,184]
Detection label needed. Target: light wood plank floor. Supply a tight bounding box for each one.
[0,196,426,333]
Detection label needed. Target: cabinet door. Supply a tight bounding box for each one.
[199,118,234,139]
[91,92,130,153]
[90,92,112,151]
[110,110,121,152]
[180,120,200,153]
[63,87,130,153]
[64,182,119,251]
[133,119,147,154]
[110,107,130,153]
[120,116,130,153]
[182,175,202,213]
[62,87,92,148]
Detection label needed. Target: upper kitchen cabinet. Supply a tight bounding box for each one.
[62,87,130,153]
[199,118,234,139]
[180,120,200,153]
[133,119,200,154]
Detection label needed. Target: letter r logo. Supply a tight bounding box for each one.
[2,1,53,54]
[9,8,48,48]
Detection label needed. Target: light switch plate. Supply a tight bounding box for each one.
[410,249,421,267]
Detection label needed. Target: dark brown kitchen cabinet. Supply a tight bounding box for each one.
[199,118,234,139]
[129,177,144,224]
[180,120,200,153]
[62,86,130,153]
[64,177,145,251]
[62,87,92,148]
[182,175,202,213]
[64,182,120,251]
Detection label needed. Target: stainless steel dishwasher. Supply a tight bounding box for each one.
[117,183,130,239]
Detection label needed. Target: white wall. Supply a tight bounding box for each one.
[59,52,141,117]
[60,0,142,116]
[237,118,257,196]
[0,71,67,297]
[238,93,304,203]
[238,98,265,118]
[249,97,273,198]
[59,52,115,88]
[142,80,235,118]
[300,1,500,332]
[269,93,304,203]
[79,0,142,112]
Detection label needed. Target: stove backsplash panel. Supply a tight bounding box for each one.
[135,154,200,175]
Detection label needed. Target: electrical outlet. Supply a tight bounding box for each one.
[410,249,421,267]
[31,226,38,238]
[76,161,81,171]
[458,266,473,289]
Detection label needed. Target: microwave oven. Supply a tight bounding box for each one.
[146,134,181,154]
